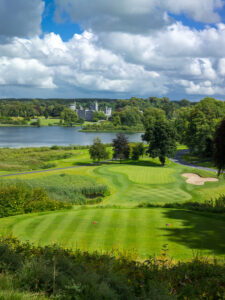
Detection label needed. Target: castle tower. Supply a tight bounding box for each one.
[91,101,98,111]
[69,101,76,111]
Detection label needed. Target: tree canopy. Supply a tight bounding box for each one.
[143,120,176,166]
[112,133,130,163]
[89,137,109,162]
[213,119,225,176]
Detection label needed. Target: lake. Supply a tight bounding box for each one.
[0,126,143,148]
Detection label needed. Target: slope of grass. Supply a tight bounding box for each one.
[0,208,224,260]
[0,152,225,261]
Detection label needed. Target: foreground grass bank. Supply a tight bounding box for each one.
[0,237,224,300]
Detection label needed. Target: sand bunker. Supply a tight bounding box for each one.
[182,173,218,185]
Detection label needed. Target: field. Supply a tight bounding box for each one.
[0,148,225,260]
[0,207,224,260]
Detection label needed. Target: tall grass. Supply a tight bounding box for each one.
[1,174,109,205]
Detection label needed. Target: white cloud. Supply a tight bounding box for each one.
[55,0,223,34]
[1,8,225,98]
[0,57,56,89]
[0,0,44,38]
[179,79,225,95]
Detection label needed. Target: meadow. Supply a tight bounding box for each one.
[0,147,225,260]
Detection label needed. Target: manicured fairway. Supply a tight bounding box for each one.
[0,208,224,260]
[1,156,225,260]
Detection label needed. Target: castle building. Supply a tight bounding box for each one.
[69,101,112,121]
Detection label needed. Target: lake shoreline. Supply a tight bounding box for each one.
[0,126,142,148]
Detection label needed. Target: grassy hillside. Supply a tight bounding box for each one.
[0,152,225,260]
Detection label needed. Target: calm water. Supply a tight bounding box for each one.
[0,127,143,148]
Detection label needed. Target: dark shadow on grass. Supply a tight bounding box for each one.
[161,209,225,255]
[103,159,162,167]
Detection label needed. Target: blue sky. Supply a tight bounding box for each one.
[42,0,82,41]
[0,0,225,100]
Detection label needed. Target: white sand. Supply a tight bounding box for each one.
[182,173,218,185]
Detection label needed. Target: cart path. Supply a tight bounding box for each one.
[170,150,219,173]
[0,152,219,178]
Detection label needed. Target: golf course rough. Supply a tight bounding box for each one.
[0,159,225,260]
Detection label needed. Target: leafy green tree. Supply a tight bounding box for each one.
[131,143,145,160]
[185,108,216,157]
[89,137,109,162]
[119,106,142,126]
[61,108,78,126]
[112,133,130,163]
[112,114,121,126]
[213,119,225,175]
[143,120,176,166]
[143,107,166,129]
[93,111,106,122]
[173,107,191,144]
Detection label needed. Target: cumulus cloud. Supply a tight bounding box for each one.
[0,32,165,96]
[54,0,223,34]
[1,0,225,98]
[0,0,44,38]
[1,24,225,98]
[0,57,56,89]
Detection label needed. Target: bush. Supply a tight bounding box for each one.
[0,184,72,218]
[0,237,224,299]
[41,162,57,169]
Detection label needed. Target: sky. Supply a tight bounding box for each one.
[1,0,225,100]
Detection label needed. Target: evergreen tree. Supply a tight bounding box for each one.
[213,119,225,176]
[112,133,130,163]
[89,137,109,162]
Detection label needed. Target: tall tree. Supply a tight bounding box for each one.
[213,119,225,176]
[143,120,176,166]
[89,137,109,162]
[112,133,130,163]
[131,143,145,160]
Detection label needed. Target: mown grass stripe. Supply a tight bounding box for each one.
[38,212,71,245]
[13,215,48,241]
[122,209,141,253]
[80,209,108,251]
[67,209,101,250]
[106,209,131,251]
[137,209,159,257]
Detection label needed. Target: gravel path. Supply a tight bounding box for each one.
[170,150,219,173]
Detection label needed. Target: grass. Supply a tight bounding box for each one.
[0,147,93,173]
[0,207,224,260]
[182,153,216,169]
[0,274,47,299]
[0,154,225,260]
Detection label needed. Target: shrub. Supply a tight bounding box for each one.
[0,184,72,218]
[0,237,224,299]
[41,163,57,169]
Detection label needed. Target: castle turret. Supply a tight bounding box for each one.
[69,101,76,111]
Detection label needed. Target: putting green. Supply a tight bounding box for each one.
[0,208,224,260]
[106,165,176,184]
